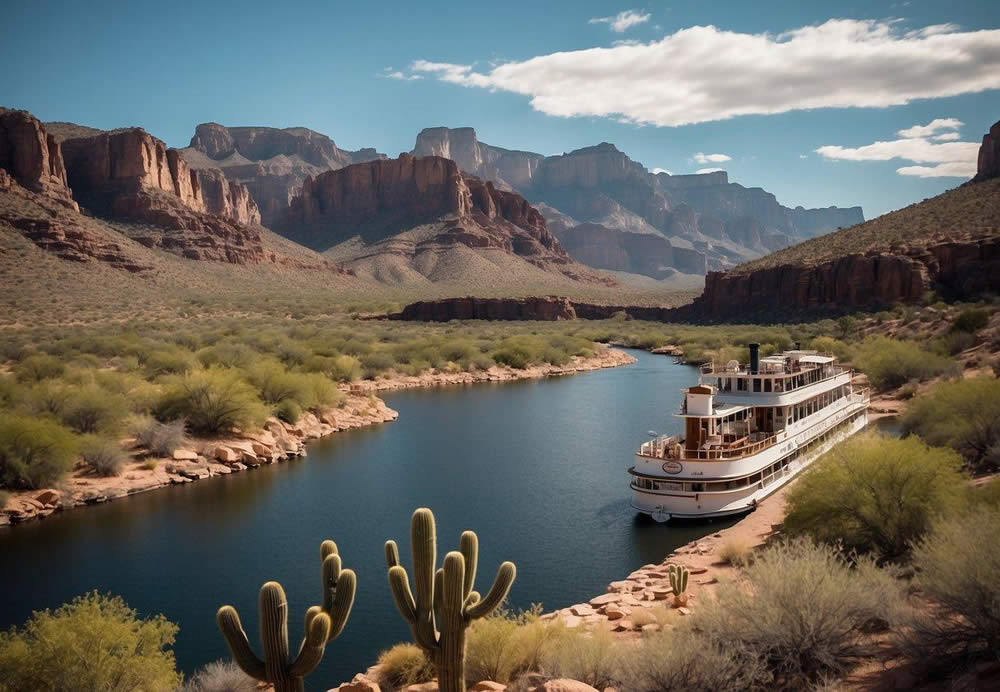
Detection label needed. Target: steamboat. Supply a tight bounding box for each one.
[630,343,869,521]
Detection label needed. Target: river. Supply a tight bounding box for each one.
[0,349,735,686]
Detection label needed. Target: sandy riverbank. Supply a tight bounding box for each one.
[1,347,636,527]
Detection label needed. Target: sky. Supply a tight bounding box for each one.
[2,1,998,218]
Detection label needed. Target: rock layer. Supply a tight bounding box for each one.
[394,296,577,321]
[973,118,1000,182]
[0,107,78,210]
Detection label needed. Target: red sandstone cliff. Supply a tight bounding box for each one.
[973,119,1000,183]
[0,108,78,210]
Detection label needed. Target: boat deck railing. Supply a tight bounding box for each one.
[639,390,870,462]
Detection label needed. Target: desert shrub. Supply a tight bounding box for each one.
[22,380,70,416]
[852,336,958,390]
[696,538,903,688]
[717,535,754,567]
[540,627,623,690]
[13,354,65,382]
[0,376,23,408]
[274,399,302,423]
[132,416,187,457]
[0,416,78,489]
[184,660,257,692]
[784,435,965,561]
[896,508,1000,677]
[60,385,127,434]
[143,348,196,376]
[492,346,532,369]
[155,368,268,435]
[968,478,1000,509]
[901,377,1000,472]
[938,330,976,356]
[376,643,435,690]
[92,371,161,414]
[361,351,395,378]
[951,308,990,333]
[80,435,127,477]
[0,490,8,509]
[465,608,569,684]
[196,343,257,369]
[809,336,851,361]
[0,591,181,692]
[619,627,768,692]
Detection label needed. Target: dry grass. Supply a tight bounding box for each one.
[717,535,754,566]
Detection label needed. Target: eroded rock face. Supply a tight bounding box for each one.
[973,119,1000,182]
[692,239,1000,317]
[395,296,578,321]
[185,123,386,226]
[413,126,543,189]
[0,108,78,210]
[197,167,261,226]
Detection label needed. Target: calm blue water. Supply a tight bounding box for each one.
[0,350,730,688]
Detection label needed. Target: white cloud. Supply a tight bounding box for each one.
[589,10,651,33]
[695,167,726,174]
[816,118,979,178]
[406,20,1000,127]
[692,152,731,164]
[379,67,422,81]
[651,167,672,175]
[799,154,809,159]
[897,117,963,138]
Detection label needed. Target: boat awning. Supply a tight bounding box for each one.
[799,355,834,365]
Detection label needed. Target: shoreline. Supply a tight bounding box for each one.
[0,346,636,528]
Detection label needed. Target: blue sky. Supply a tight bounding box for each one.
[2,1,998,218]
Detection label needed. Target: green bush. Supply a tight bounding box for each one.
[938,330,976,356]
[784,435,965,561]
[143,349,196,377]
[465,607,569,685]
[274,399,302,423]
[0,416,78,489]
[376,643,436,689]
[155,368,268,435]
[951,308,990,333]
[540,627,622,690]
[0,591,181,692]
[14,354,65,382]
[902,377,1000,472]
[897,508,1000,678]
[80,435,127,477]
[695,538,903,689]
[60,385,127,434]
[132,417,187,457]
[492,346,532,369]
[361,351,395,379]
[852,336,958,391]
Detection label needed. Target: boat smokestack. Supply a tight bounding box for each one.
[749,343,760,374]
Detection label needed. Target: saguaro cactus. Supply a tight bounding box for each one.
[668,563,689,607]
[385,508,516,692]
[217,540,356,692]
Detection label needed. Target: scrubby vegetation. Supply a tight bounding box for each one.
[183,660,257,692]
[0,592,182,691]
[850,336,959,390]
[784,435,965,561]
[902,377,1000,472]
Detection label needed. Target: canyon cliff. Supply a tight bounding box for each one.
[973,119,1000,183]
[274,154,615,286]
[182,123,385,227]
[0,108,78,210]
[411,128,864,279]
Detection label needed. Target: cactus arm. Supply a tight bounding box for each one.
[465,562,516,620]
[441,552,466,619]
[321,552,342,612]
[459,531,478,598]
[385,540,401,569]
[216,606,266,681]
[259,582,291,684]
[289,611,331,677]
[388,565,418,624]
[411,508,437,613]
[326,569,356,640]
[465,591,481,609]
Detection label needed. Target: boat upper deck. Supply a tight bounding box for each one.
[701,350,847,398]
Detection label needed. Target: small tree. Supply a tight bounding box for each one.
[0,592,181,692]
[784,435,965,561]
[156,368,268,435]
[0,415,78,489]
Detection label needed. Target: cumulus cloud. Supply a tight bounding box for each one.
[816,118,980,178]
[406,19,1000,127]
[589,10,651,33]
[693,152,731,164]
[696,167,726,174]
[651,167,672,175]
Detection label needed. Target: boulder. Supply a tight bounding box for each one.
[214,447,239,463]
[470,682,507,691]
[529,679,599,692]
[172,449,198,461]
[335,673,381,692]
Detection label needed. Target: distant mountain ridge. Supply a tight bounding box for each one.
[411,127,864,277]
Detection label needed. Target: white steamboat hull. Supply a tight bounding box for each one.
[630,400,868,521]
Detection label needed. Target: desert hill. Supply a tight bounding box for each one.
[686,119,1000,318]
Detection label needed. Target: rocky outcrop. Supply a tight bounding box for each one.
[973,119,1000,183]
[197,167,261,226]
[692,238,1000,318]
[59,128,272,264]
[184,123,386,226]
[394,296,577,321]
[0,108,78,210]
[413,127,544,189]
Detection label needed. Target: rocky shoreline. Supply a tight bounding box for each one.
[1,348,635,528]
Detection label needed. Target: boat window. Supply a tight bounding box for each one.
[764,379,772,393]
[753,378,761,392]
